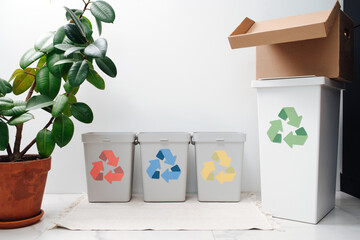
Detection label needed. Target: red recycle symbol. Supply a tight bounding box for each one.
[90,150,124,184]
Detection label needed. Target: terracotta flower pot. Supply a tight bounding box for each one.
[0,155,51,227]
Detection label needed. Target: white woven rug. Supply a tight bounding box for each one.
[52,194,279,231]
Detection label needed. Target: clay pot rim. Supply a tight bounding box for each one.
[0,155,51,165]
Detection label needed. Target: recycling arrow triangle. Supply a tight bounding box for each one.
[201,150,236,184]
[267,107,308,148]
[147,149,181,183]
[90,150,125,184]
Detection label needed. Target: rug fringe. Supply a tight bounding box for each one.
[48,193,87,230]
[49,192,281,231]
[251,194,283,232]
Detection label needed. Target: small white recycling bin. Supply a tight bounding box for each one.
[192,132,246,202]
[82,132,136,202]
[252,76,344,224]
[138,132,190,202]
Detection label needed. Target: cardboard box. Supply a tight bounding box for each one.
[228,2,354,82]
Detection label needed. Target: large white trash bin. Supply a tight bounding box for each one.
[192,132,246,202]
[138,132,190,202]
[82,132,136,202]
[252,77,344,224]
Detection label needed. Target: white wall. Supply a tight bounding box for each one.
[0,0,341,193]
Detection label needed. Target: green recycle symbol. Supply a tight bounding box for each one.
[267,107,308,148]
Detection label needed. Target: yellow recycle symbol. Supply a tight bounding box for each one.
[201,150,236,184]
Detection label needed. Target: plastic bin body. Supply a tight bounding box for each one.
[252,77,344,224]
[138,132,190,202]
[82,132,136,202]
[193,132,246,202]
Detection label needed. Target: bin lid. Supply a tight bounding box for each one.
[251,76,345,90]
[192,132,246,143]
[82,132,136,143]
[137,132,191,143]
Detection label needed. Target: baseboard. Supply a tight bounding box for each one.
[340,173,360,199]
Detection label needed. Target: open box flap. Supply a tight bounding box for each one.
[228,1,341,49]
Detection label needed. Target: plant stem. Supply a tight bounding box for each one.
[26,79,36,101]
[12,78,37,161]
[24,71,36,77]
[0,115,8,121]
[19,117,55,158]
[6,144,12,157]
[79,0,91,18]
[13,124,23,159]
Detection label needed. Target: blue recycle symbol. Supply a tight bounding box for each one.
[146,149,181,183]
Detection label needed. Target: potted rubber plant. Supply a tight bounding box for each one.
[0,0,117,228]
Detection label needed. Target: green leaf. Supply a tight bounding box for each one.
[36,67,61,99]
[0,119,9,151]
[0,97,14,110]
[0,78,12,95]
[53,26,74,53]
[90,1,116,23]
[72,86,80,95]
[52,114,74,148]
[68,60,89,87]
[64,23,87,44]
[54,43,74,51]
[63,94,77,117]
[46,52,72,78]
[12,68,36,95]
[64,6,86,38]
[36,129,55,158]
[52,95,68,118]
[86,69,105,90]
[96,18,102,36]
[8,112,34,126]
[26,95,54,111]
[81,18,93,40]
[83,16,93,29]
[37,55,47,68]
[70,102,93,123]
[63,81,79,95]
[95,56,117,77]
[63,81,73,94]
[54,26,66,45]
[0,100,26,116]
[64,46,85,57]
[65,9,83,21]
[71,52,84,61]
[35,32,55,53]
[84,38,107,59]
[53,58,77,66]
[86,59,95,69]
[9,69,24,82]
[19,48,45,69]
